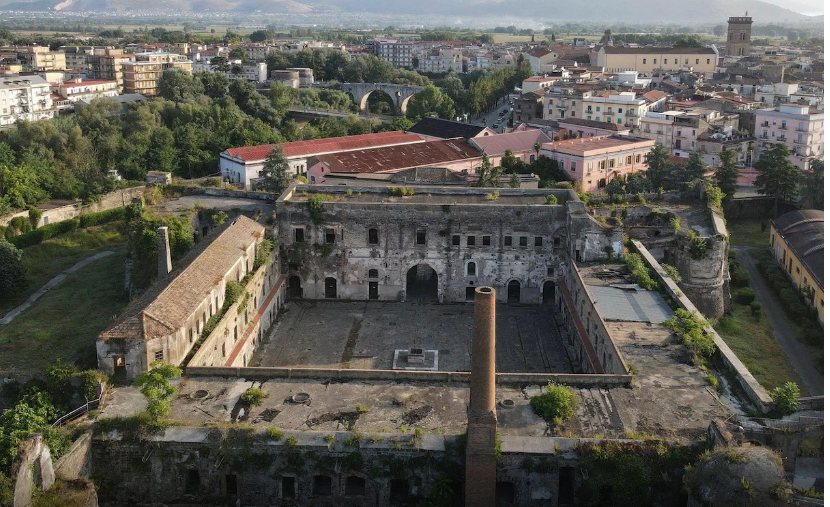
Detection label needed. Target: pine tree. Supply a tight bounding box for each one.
[754,143,802,216]
[714,148,740,198]
[800,159,823,210]
[261,146,290,194]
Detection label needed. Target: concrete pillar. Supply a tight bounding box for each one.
[465,286,497,507]
[157,226,172,279]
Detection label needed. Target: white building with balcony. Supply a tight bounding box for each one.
[581,91,647,128]
[755,103,824,170]
[0,75,54,127]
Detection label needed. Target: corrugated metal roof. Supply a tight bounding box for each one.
[469,130,551,157]
[772,209,824,288]
[587,285,673,324]
[223,131,422,162]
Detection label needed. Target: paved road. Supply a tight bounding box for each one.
[0,249,118,326]
[473,93,518,133]
[734,247,824,396]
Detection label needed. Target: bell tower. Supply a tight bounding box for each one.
[726,14,752,57]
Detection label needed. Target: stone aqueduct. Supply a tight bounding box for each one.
[340,83,424,114]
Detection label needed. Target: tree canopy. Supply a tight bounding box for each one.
[405,84,456,120]
[754,143,802,213]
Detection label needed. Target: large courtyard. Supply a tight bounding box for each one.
[250,301,574,373]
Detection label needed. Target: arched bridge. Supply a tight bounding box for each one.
[340,83,424,115]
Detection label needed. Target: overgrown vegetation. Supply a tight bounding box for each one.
[770,382,800,415]
[529,383,579,427]
[241,387,268,407]
[133,360,182,424]
[625,253,658,290]
[664,309,715,360]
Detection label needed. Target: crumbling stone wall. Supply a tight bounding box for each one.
[276,187,615,304]
[11,435,54,507]
[675,233,728,319]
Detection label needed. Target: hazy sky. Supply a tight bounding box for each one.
[762,0,823,15]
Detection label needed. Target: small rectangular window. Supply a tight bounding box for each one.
[416,229,426,245]
[504,236,513,246]
[626,155,632,164]
[519,236,528,247]
[553,237,561,247]
[547,266,555,276]
[535,236,543,247]
[570,161,576,172]
[452,234,460,246]
[154,350,163,361]
[325,228,335,244]
[482,235,491,246]
[294,228,304,243]
[368,228,378,244]
[467,235,476,246]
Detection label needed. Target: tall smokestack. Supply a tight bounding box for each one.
[465,286,497,507]
[157,226,172,278]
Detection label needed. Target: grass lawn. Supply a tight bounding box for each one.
[716,304,807,393]
[726,217,770,249]
[0,251,128,373]
[0,222,127,316]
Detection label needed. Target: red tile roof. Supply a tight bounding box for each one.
[642,90,668,104]
[223,131,423,162]
[313,139,482,174]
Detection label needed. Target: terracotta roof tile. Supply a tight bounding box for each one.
[314,139,482,174]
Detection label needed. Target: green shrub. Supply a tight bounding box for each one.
[730,267,750,288]
[388,187,415,197]
[664,309,715,359]
[733,287,756,305]
[771,382,800,415]
[554,181,572,189]
[545,194,558,205]
[749,300,762,320]
[28,207,42,229]
[10,218,79,248]
[625,253,657,290]
[284,436,298,446]
[530,383,579,426]
[78,207,126,228]
[241,387,268,407]
[634,193,647,204]
[201,177,222,188]
[685,229,712,260]
[660,263,681,283]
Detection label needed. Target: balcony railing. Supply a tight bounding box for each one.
[779,125,787,130]
[626,111,639,117]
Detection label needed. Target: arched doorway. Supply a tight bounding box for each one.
[324,277,337,299]
[288,276,302,299]
[406,264,438,302]
[542,280,556,304]
[507,280,521,304]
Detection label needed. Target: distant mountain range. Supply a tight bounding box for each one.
[0,0,821,23]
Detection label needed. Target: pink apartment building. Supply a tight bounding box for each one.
[540,135,656,193]
[755,103,824,170]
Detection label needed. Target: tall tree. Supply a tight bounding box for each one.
[475,155,503,187]
[645,144,672,191]
[754,143,802,216]
[261,146,290,194]
[800,159,823,210]
[405,84,456,120]
[714,148,739,198]
[133,360,182,424]
[157,68,203,104]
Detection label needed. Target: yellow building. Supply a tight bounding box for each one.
[596,46,718,73]
[769,209,824,324]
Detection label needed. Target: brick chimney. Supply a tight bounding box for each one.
[157,226,172,278]
[465,286,497,507]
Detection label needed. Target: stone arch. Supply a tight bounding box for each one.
[399,93,414,114]
[406,263,439,303]
[358,89,395,114]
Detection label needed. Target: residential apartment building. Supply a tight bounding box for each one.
[0,75,54,127]
[755,103,824,169]
[243,44,273,61]
[193,60,269,83]
[527,47,559,74]
[17,46,66,72]
[417,47,462,74]
[540,135,655,192]
[754,82,799,105]
[581,91,648,128]
[123,52,192,97]
[53,79,118,104]
[371,38,413,69]
[638,109,739,158]
[596,46,718,73]
[542,86,584,121]
[522,75,563,94]
[696,128,754,167]
[87,49,134,92]
[769,209,823,323]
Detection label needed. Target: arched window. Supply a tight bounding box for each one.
[467,261,477,276]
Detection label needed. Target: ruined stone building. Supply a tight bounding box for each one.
[276,185,621,304]
[97,216,283,379]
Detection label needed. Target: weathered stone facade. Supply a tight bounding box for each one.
[276,186,621,305]
[675,232,729,319]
